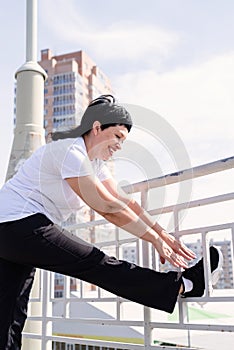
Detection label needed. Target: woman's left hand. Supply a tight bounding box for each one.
[159,230,196,264]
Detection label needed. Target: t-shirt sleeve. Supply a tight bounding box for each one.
[61,146,93,179]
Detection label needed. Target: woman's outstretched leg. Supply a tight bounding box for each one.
[75,255,182,313]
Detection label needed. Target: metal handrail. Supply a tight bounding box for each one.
[23,156,234,350]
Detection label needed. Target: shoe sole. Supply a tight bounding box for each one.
[211,245,223,286]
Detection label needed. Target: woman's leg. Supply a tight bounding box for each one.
[0,258,35,350]
[76,255,182,313]
[9,268,36,350]
[0,214,182,319]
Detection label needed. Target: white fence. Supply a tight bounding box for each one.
[23,156,234,350]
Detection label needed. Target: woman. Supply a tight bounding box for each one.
[0,95,222,349]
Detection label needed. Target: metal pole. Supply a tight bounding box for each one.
[20,1,48,347]
[6,0,47,181]
[26,0,37,62]
[5,1,48,349]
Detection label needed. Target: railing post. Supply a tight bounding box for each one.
[41,271,53,350]
[202,232,213,296]
[22,269,42,350]
[174,208,191,347]
[141,189,152,349]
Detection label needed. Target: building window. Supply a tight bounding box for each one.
[54,291,63,298]
[53,72,76,86]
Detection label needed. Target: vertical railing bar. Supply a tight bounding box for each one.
[136,238,140,265]
[97,285,101,299]
[202,232,209,298]
[175,207,190,348]
[63,276,67,318]
[116,297,121,321]
[115,225,120,260]
[50,271,55,301]
[80,280,83,299]
[115,225,121,321]
[202,232,213,297]
[65,275,71,318]
[178,301,191,347]
[39,268,43,301]
[231,225,234,288]
[41,270,52,350]
[141,189,152,349]
[151,243,156,270]
[41,270,47,349]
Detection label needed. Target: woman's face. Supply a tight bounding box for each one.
[92,125,128,161]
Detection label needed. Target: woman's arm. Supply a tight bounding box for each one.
[101,177,196,263]
[65,175,190,268]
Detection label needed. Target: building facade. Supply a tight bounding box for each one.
[38,48,113,139]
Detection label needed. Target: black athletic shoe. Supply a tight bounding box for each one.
[181,246,223,298]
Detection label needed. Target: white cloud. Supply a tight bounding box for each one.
[82,23,180,63]
[113,52,234,164]
[38,0,233,167]
[39,0,180,65]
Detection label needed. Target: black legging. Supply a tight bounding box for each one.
[0,213,182,349]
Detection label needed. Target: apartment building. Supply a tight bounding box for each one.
[38,48,113,139]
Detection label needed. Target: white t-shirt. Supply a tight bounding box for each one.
[0,137,111,224]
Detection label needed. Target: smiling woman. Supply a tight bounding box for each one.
[51,95,131,161]
[0,94,223,350]
[83,123,128,160]
[51,95,132,141]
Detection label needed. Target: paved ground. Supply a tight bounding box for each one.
[151,301,234,350]
[154,331,234,350]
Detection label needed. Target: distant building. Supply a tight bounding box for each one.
[38,48,113,139]
[209,239,233,289]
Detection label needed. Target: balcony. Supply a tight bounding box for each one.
[22,156,234,350]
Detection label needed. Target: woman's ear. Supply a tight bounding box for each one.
[92,121,101,135]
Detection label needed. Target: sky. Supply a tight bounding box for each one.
[0,0,233,191]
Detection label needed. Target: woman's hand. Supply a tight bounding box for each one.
[153,236,189,268]
[159,230,196,265]
[141,229,195,268]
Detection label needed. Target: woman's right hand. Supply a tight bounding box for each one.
[153,236,188,268]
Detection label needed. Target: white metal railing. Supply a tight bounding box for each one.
[23,156,234,350]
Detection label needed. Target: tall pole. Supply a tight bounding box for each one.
[6,0,47,181]
[5,1,51,350]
